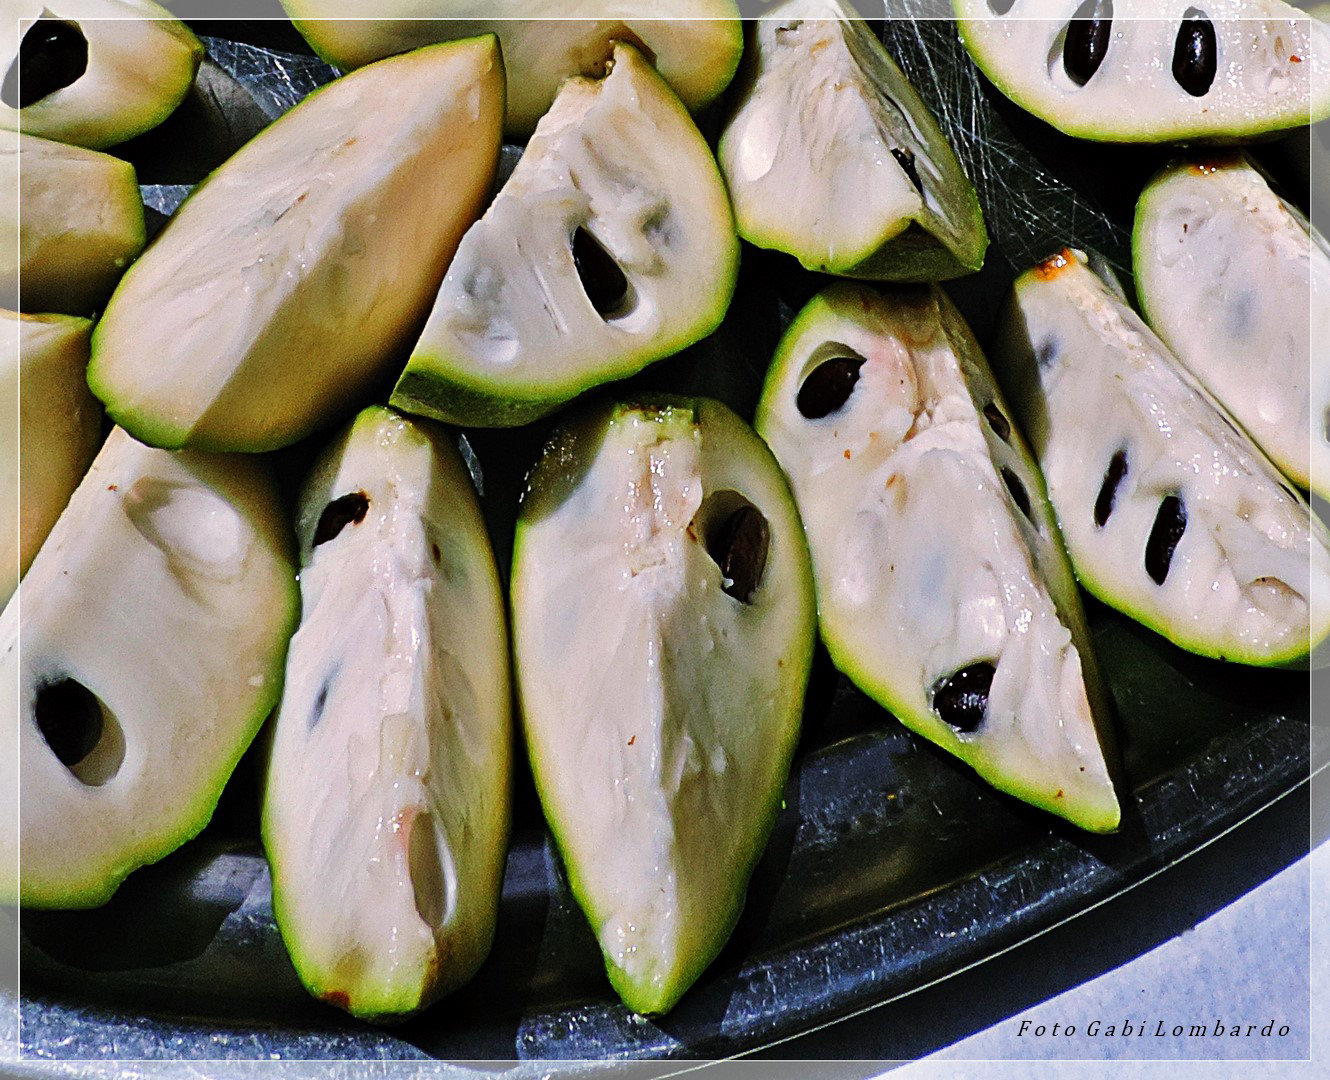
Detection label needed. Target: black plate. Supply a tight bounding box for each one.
[16,13,1318,1063]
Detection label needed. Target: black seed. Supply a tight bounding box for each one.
[572,226,628,317]
[797,351,864,419]
[932,663,995,733]
[34,678,103,768]
[313,492,369,547]
[983,402,1011,443]
[708,504,770,604]
[1322,406,1330,445]
[1063,0,1112,87]
[1172,10,1217,97]
[1,19,88,110]
[891,147,925,196]
[988,0,1016,12]
[1145,495,1187,585]
[1094,448,1128,528]
[1001,466,1034,522]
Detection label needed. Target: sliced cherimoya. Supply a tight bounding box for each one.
[87,37,504,452]
[992,248,1330,666]
[513,397,814,1014]
[393,44,738,429]
[1,0,202,149]
[756,284,1119,832]
[3,427,296,908]
[263,406,510,1021]
[281,0,743,137]
[954,0,1330,142]
[718,0,986,281]
[0,132,145,313]
[0,310,101,602]
[1134,154,1330,497]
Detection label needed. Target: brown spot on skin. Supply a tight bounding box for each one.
[1054,789,1065,799]
[627,735,636,746]
[1033,249,1076,280]
[1291,54,1302,62]
[431,543,442,565]
[844,449,852,459]
[323,990,351,1010]
[107,484,117,491]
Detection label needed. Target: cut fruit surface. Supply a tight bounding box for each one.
[756,283,1118,832]
[1134,154,1330,497]
[88,36,504,452]
[991,248,1330,666]
[719,0,986,280]
[954,0,1330,142]
[3,427,297,908]
[0,131,145,313]
[393,43,738,429]
[0,309,100,603]
[512,397,814,1014]
[282,0,743,136]
[263,406,511,1021]
[1,0,202,149]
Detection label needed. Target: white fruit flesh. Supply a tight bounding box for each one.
[1134,156,1330,496]
[955,0,1330,142]
[719,0,986,279]
[88,37,504,451]
[264,407,510,1020]
[282,0,743,136]
[513,399,814,1014]
[395,44,738,428]
[756,284,1117,832]
[0,309,100,603]
[1,0,202,149]
[993,249,1330,665]
[4,427,296,908]
[0,132,144,314]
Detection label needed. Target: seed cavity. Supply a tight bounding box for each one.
[1172,10,1217,97]
[796,343,866,420]
[572,226,629,318]
[891,147,925,196]
[33,678,124,786]
[983,402,1012,443]
[695,491,771,604]
[932,663,995,734]
[1000,466,1035,525]
[407,812,454,929]
[1145,494,1188,585]
[1095,448,1128,528]
[1063,0,1113,87]
[2,18,88,110]
[313,492,369,547]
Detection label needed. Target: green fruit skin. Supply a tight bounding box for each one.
[513,396,815,1014]
[995,279,1330,671]
[19,470,299,910]
[755,288,1120,835]
[953,4,1330,143]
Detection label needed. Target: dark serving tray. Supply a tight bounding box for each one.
[15,10,1321,1065]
